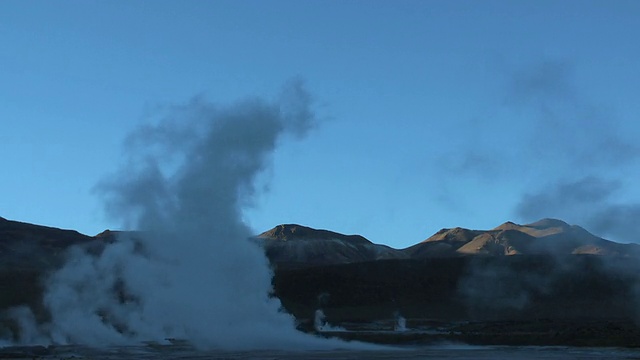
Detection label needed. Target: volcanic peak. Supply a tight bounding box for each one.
[423,227,482,244]
[258,224,371,245]
[526,218,571,229]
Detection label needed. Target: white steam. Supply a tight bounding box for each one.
[393,312,407,332]
[313,309,344,333]
[35,81,342,349]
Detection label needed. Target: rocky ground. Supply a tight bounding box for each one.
[272,256,640,347]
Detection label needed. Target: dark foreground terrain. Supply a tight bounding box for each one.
[273,256,640,347]
[2,216,640,348]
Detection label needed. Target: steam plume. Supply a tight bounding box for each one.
[516,177,640,243]
[509,62,640,242]
[38,80,338,349]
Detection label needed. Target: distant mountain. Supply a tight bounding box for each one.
[405,226,484,258]
[257,218,640,264]
[1,216,638,271]
[0,217,94,270]
[256,224,406,266]
[405,218,640,258]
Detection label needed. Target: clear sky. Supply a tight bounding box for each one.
[2,0,639,248]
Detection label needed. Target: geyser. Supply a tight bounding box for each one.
[313,309,344,333]
[22,81,340,349]
[394,312,407,332]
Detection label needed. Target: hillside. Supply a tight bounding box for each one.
[256,224,406,265]
[257,219,640,264]
[2,216,640,347]
[2,216,637,270]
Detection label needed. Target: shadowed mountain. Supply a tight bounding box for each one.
[0,217,95,271]
[0,217,102,321]
[256,224,406,266]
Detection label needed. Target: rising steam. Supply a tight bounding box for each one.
[29,80,340,349]
[507,62,640,242]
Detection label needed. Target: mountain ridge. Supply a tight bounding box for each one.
[3,216,640,347]
[1,216,639,268]
[256,217,640,265]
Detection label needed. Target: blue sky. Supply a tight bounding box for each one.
[2,1,640,248]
